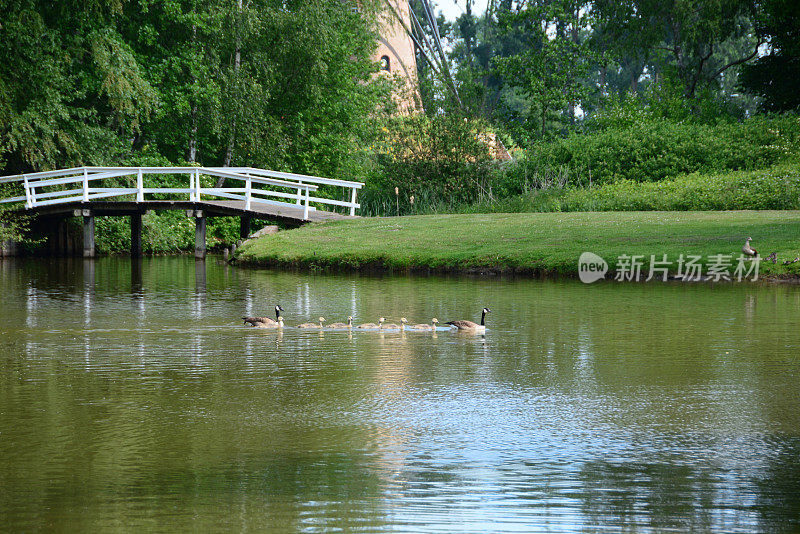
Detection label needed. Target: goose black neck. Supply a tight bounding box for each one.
[275,308,282,320]
[480,309,486,326]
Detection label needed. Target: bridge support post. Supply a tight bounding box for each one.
[194,211,206,260]
[82,210,95,258]
[239,215,252,239]
[0,223,18,257]
[131,213,143,257]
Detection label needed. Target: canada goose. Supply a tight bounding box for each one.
[243,305,284,328]
[357,317,385,329]
[329,316,353,329]
[743,237,758,258]
[408,318,439,330]
[446,307,490,333]
[298,317,325,329]
[383,318,402,330]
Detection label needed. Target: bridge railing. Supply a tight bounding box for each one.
[0,166,363,220]
[216,167,364,216]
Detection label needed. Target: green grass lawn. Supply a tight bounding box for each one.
[235,211,800,278]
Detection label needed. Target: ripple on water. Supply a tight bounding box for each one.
[2,258,800,533]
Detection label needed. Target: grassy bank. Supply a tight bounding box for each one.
[235,211,800,278]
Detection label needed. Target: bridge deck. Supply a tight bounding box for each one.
[19,200,354,224]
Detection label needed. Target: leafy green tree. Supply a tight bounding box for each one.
[593,0,762,106]
[0,0,155,172]
[740,0,800,111]
[493,0,595,138]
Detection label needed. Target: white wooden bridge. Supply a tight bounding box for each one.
[0,166,363,257]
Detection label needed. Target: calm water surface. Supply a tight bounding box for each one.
[1,256,799,532]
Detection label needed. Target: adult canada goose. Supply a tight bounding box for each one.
[408,318,439,331]
[298,317,325,329]
[329,316,353,329]
[446,307,491,333]
[243,305,284,328]
[743,237,758,258]
[357,317,384,329]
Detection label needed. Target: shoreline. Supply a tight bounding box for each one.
[232,255,800,283]
[233,211,800,283]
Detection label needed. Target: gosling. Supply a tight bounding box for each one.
[328,316,353,329]
[408,318,439,331]
[298,317,326,329]
[357,317,385,329]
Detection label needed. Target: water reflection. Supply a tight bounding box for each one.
[1,257,800,532]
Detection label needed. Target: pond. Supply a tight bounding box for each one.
[1,256,799,532]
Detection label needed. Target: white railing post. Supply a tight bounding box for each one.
[296,181,303,205]
[22,174,33,208]
[349,187,358,216]
[82,168,89,202]
[195,168,201,202]
[189,170,195,201]
[245,176,252,210]
[303,187,310,220]
[136,168,144,202]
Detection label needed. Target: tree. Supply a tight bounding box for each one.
[739,0,800,111]
[594,0,762,106]
[493,0,595,138]
[0,0,155,173]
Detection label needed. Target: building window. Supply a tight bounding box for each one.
[380,55,390,72]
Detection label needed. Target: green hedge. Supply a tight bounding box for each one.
[450,162,800,214]
[506,115,800,188]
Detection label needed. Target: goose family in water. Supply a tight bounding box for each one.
[243,306,490,333]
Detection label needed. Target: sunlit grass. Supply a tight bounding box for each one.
[236,211,800,277]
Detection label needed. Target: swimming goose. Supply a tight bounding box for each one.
[298,317,326,329]
[742,237,758,258]
[408,318,439,331]
[243,305,284,328]
[446,307,490,333]
[357,317,385,329]
[383,319,402,330]
[329,316,353,329]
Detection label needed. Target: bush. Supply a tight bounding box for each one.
[446,161,800,214]
[360,115,498,216]
[511,115,800,186]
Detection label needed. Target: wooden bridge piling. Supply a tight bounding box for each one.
[131,213,142,257]
[82,211,95,258]
[194,210,206,259]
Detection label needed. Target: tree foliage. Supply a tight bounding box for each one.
[0,0,391,177]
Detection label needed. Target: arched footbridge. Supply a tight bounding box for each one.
[0,166,362,257]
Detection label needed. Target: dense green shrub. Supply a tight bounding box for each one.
[359,115,497,216]
[438,162,800,214]
[509,115,800,186]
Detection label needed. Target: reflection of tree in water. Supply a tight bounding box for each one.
[755,438,800,532]
[578,460,721,531]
